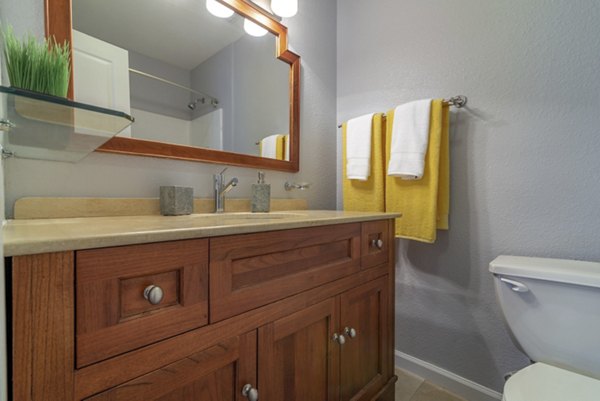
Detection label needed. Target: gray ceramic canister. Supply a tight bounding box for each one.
[160,186,194,215]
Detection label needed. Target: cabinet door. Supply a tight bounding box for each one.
[85,332,256,401]
[258,298,340,401]
[72,29,131,137]
[340,277,390,401]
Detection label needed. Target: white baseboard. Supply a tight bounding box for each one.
[395,350,503,401]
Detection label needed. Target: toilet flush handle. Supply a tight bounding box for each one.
[500,277,530,293]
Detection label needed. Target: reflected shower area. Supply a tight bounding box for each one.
[72,0,290,160]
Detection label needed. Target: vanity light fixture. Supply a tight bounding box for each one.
[206,0,234,18]
[270,0,298,18]
[206,0,295,36]
[243,18,268,37]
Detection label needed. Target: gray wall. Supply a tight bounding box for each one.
[2,0,337,218]
[0,0,44,38]
[192,34,289,155]
[128,51,193,120]
[231,34,289,155]
[191,43,235,150]
[337,0,600,392]
[0,1,32,399]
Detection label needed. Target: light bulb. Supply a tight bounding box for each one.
[244,19,268,37]
[206,0,234,18]
[271,0,297,18]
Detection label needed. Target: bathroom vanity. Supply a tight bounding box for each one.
[4,211,398,401]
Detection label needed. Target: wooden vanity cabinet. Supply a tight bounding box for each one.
[9,220,396,401]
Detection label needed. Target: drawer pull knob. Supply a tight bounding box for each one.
[332,333,346,345]
[344,327,357,339]
[371,239,384,249]
[143,285,164,305]
[242,384,259,401]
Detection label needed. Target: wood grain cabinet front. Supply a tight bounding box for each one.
[361,220,390,269]
[75,239,209,367]
[84,332,257,401]
[9,219,396,401]
[258,297,341,401]
[257,278,391,401]
[210,223,362,322]
[340,277,390,401]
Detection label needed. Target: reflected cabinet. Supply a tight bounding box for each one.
[45,0,300,171]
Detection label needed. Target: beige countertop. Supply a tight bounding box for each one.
[3,210,400,257]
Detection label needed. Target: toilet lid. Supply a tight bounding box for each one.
[504,363,600,401]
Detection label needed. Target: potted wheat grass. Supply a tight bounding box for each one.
[3,26,70,98]
[2,26,73,150]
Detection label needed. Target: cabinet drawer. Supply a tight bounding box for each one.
[76,239,209,367]
[210,223,361,322]
[84,332,256,401]
[361,220,390,269]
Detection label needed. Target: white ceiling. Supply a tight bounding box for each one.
[72,0,248,70]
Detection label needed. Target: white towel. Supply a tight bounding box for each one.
[260,134,281,159]
[284,134,290,161]
[388,99,432,180]
[346,113,375,180]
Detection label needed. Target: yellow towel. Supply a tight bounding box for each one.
[275,135,285,160]
[437,105,450,229]
[283,134,290,161]
[342,113,385,212]
[385,100,450,242]
[259,135,285,160]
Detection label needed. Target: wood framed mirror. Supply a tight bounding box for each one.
[44,0,300,172]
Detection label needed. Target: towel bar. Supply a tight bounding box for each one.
[337,95,467,128]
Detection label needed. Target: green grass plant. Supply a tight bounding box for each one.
[3,26,70,97]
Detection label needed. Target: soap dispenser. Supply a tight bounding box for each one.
[251,171,270,212]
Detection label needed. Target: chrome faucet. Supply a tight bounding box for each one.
[214,168,238,213]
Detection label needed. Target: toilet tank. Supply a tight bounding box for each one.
[490,255,600,380]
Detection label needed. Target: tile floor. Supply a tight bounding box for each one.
[395,368,468,401]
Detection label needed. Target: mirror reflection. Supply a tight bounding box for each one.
[72,0,290,160]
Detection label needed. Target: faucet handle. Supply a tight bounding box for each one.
[219,167,228,176]
[285,181,311,191]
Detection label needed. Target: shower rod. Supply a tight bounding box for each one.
[337,95,467,128]
[129,68,219,108]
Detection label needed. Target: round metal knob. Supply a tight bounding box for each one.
[242,384,258,401]
[371,239,384,250]
[332,333,346,345]
[345,327,357,339]
[143,285,164,305]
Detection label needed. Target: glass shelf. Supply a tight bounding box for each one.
[0,86,134,162]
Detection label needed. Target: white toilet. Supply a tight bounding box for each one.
[490,255,600,401]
